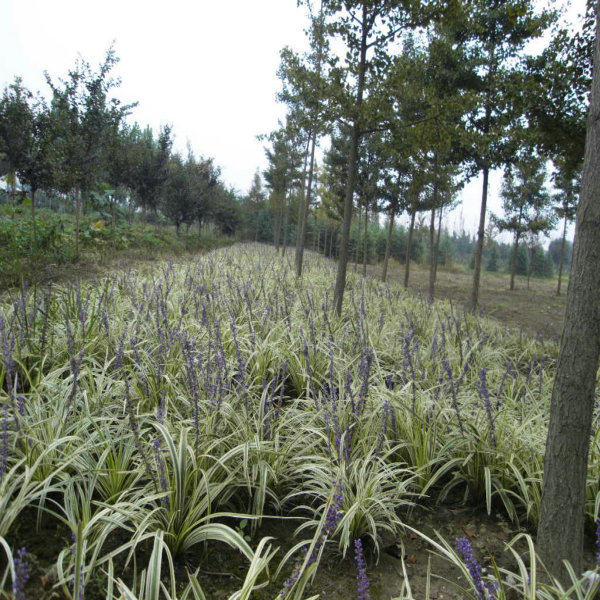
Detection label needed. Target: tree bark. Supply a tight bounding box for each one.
[362,201,368,276]
[74,189,80,258]
[333,4,368,316]
[274,193,284,252]
[509,231,520,291]
[382,202,396,283]
[354,204,361,273]
[470,166,489,310]
[433,207,443,283]
[428,207,436,301]
[404,209,416,289]
[556,215,568,296]
[281,193,291,256]
[537,9,600,580]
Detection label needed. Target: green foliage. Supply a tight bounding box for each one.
[0,205,232,288]
[529,246,554,278]
[486,244,499,272]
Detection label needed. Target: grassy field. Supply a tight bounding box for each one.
[364,259,567,340]
[1,244,598,600]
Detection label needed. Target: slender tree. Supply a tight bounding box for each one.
[552,165,579,295]
[312,0,432,315]
[457,0,554,310]
[494,155,554,291]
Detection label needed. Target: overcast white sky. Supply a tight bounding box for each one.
[0,0,588,242]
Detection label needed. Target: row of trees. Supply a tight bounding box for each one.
[259,0,597,580]
[0,48,240,253]
[259,0,588,309]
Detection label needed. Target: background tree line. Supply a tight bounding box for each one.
[0,47,244,256]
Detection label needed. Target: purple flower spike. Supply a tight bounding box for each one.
[455,537,496,600]
[354,539,370,600]
[13,547,30,600]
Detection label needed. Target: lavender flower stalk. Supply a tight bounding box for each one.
[354,539,370,600]
[13,547,30,600]
[455,537,497,600]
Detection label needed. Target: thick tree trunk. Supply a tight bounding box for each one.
[509,231,520,291]
[333,5,367,316]
[404,209,416,289]
[362,202,368,276]
[382,203,396,282]
[428,207,436,301]
[556,215,567,296]
[537,10,600,580]
[433,207,443,283]
[470,166,489,310]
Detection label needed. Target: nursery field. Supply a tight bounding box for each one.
[1,244,599,600]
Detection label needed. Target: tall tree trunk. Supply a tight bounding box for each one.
[556,215,568,296]
[354,204,361,273]
[282,194,291,256]
[509,231,520,291]
[527,245,533,289]
[317,225,321,254]
[295,131,317,276]
[128,195,134,224]
[333,4,368,316]
[362,202,368,276]
[328,227,333,257]
[537,10,600,580]
[434,207,443,283]
[404,209,416,289]
[470,166,489,309]
[382,202,396,282]
[273,196,283,252]
[111,197,116,231]
[428,207,436,301]
[74,189,80,259]
[470,49,495,311]
[30,188,36,253]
